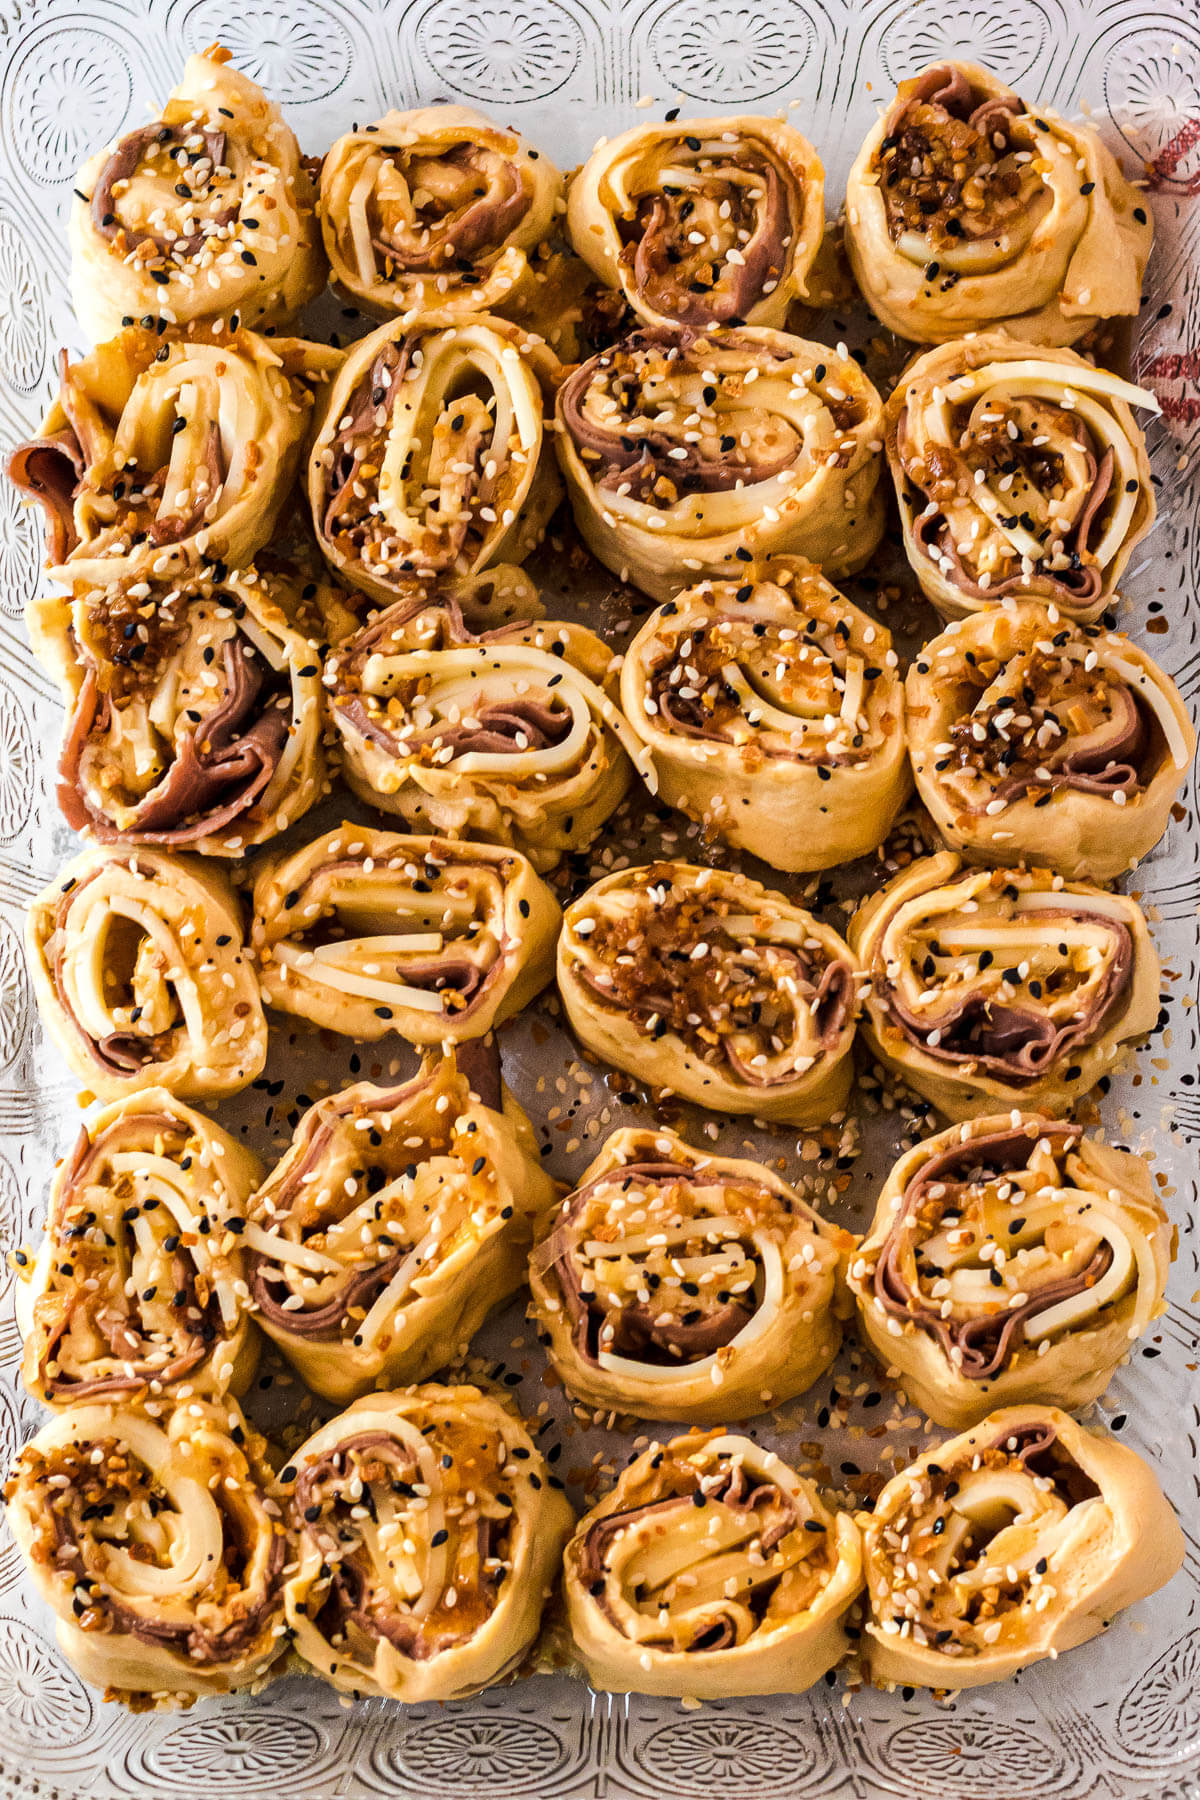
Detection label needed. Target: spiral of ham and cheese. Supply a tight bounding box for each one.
[848,1114,1172,1427]
[4,1399,286,1704]
[530,1124,853,1423]
[564,1430,862,1697]
[558,860,858,1126]
[861,1407,1183,1688]
[849,850,1160,1120]
[281,1383,573,1701]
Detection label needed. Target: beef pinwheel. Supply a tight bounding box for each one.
[18,1090,263,1408]
[320,104,562,323]
[845,60,1153,345]
[251,823,560,1042]
[308,310,560,603]
[848,1115,1172,1428]
[27,845,267,1102]
[886,334,1156,624]
[563,1430,862,1697]
[621,555,910,870]
[556,327,885,601]
[69,48,323,344]
[243,1054,557,1402]
[566,115,823,331]
[38,567,326,855]
[907,605,1195,882]
[4,1398,286,1704]
[558,861,857,1125]
[281,1383,573,1701]
[312,558,544,648]
[324,593,646,871]
[529,1124,854,1422]
[9,327,339,586]
[849,851,1160,1121]
[861,1406,1183,1688]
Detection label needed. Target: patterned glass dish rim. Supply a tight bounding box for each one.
[0,0,1199,1796]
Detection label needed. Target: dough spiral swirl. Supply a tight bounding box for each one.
[845,60,1153,345]
[308,310,560,603]
[319,104,562,323]
[18,1090,262,1409]
[251,822,561,1043]
[37,566,327,855]
[243,1053,558,1402]
[9,328,339,588]
[324,592,643,870]
[906,604,1194,881]
[564,1430,862,1697]
[69,48,323,343]
[621,554,909,870]
[281,1383,573,1701]
[848,1114,1172,1428]
[885,334,1156,623]
[27,845,267,1102]
[567,115,824,330]
[530,1124,854,1422]
[4,1399,286,1704]
[556,327,885,601]
[849,850,1160,1120]
[558,860,857,1126]
[861,1406,1183,1687]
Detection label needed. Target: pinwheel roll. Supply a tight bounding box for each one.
[4,1399,286,1703]
[886,334,1156,624]
[308,311,560,604]
[849,851,1160,1121]
[621,556,910,870]
[558,861,857,1126]
[252,823,561,1042]
[282,1383,573,1701]
[244,1054,558,1402]
[861,1406,1184,1688]
[844,61,1153,346]
[564,1431,862,1697]
[556,328,885,601]
[69,48,324,344]
[8,328,340,586]
[18,1091,262,1409]
[849,1115,1172,1429]
[41,568,326,855]
[314,553,544,647]
[325,594,645,871]
[320,105,562,322]
[27,846,267,1102]
[530,1125,854,1422]
[566,115,823,331]
[907,605,1195,882]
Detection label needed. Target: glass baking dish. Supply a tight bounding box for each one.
[0,0,1197,1794]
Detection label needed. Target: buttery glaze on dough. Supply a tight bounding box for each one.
[885,334,1156,623]
[530,1124,854,1423]
[558,860,858,1126]
[281,1383,573,1701]
[243,1052,557,1403]
[5,1398,286,1705]
[564,1430,862,1697]
[861,1406,1184,1687]
[622,555,910,870]
[849,851,1159,1120]
[849,1114,1172,1428]
[567,115,824,330]
[557,326,885,601]
[906,604,1194,880]
[845,60,1153,345]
